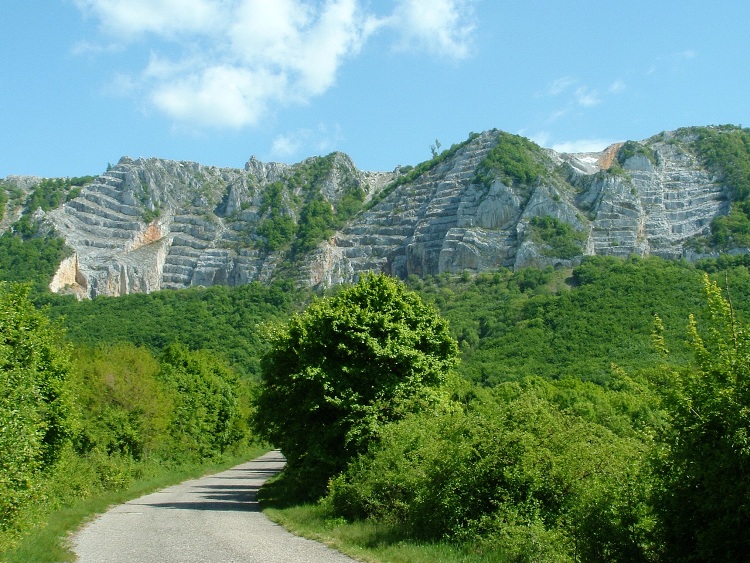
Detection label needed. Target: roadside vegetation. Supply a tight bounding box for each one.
[3,247,750,560]
[0,283,271,560]
[255,260,750,562]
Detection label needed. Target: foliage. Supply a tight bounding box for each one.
[328,382,654,561]
[708,200,750,248]
[253,273,459,497]
[257,181,297,251]
[158,343,251,460]
[257,213,296,251]
[616,140,658,167]
[651,274,750,560]
[252,153,367,256]
[292,195,335,255]
[529,215,587,259]
[141,207,160,224]
[689,125,750,249]
[23,176,94,214]
[693,125,750,201]
[71,344,172,460]
[0,231,69,297]
[695,251,750,273]
[412,256,706,385]
[0,315,259,553]
[474,132,548,189]
[0,185,7,222]
[44,280,301,378]
[0,283,77,548]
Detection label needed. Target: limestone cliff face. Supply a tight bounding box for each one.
[26,126,733,297]
[306,129,726,286]
[44,152,388,297]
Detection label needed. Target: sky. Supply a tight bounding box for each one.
[2,1,749,179]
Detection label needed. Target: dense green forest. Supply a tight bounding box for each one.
[3,246,750,559]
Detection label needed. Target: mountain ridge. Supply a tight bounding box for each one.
[2,125,746,298]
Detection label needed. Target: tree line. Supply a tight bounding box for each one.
[2,253,750,560]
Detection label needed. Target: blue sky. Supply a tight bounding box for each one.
[2,1,749,178]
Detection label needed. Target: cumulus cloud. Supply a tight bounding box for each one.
[74,0,476,129]
[74,0,224,39]
[388,0,476,59]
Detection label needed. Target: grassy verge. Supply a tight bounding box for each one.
[3,445,269,563]
[261,488,505,563]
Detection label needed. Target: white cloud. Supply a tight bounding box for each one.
[545,108,570,124]
[74,0,476,130]
[546,76,576,96]
[528,131,551,147]
[551,139,614,154]
[609,79,626,94]
[574,86,600,107]
[543,77,601,107]
[527,131,614,154]
[272,131,309,159]
[388,0,476,59]
[74,0,223,39]
[645,49,698,77]
[150,65,286,128]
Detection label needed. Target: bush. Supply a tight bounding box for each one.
[72,344,172,460]
[651,274,750,560]
[328,385,652,560]
[474,132,548,189]
[158,344,250,461]
[529,215,587,259]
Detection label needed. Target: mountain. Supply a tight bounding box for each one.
[2,125,748,298]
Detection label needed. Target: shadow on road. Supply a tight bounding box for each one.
[129,454,287,513]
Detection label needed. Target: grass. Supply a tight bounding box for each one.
[260,476,507,563]
[3,445,269,563]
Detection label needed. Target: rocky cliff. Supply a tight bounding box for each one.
[2,126,740,298]
[305,128,728,287]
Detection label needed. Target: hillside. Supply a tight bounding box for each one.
[2,124,749,298]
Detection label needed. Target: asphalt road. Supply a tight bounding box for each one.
[71,450,357,562]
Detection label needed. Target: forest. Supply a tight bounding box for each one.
[1,238,749,560]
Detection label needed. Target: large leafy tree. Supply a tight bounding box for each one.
[254,273,459,494]
[653,274,750,561]
[0,282,77,541]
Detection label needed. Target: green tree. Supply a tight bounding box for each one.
[254,273,459,496]
[652,274,750,561]
[158,344,248,461]
[0,283,77,544]
[72,344,173,460]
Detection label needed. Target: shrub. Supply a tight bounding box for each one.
[328,386,652,560]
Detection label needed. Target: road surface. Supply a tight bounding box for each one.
[72,450,356,562]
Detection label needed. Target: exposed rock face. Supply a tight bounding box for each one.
[307,129,726,286]
[12,126,732,297]
[43,153,388,297]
